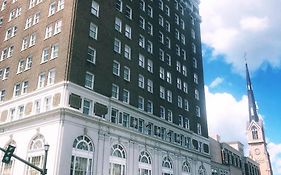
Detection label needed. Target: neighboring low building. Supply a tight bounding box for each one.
[210,135,260,175]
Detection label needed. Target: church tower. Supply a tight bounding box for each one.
[246,63,273,175]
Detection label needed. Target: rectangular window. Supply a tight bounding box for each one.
[195,89,199,100]
[44,97,51,111]
[18,106,24,118]
[139,16,145,29]
[38,73,46,88]
[147,79,153,93]
[124,45,131,59]
[45,25,53,39]
[125,25,131,39]
[177,78,182,89]
[89,23,98,39]
[183,82,188,93]
[91,1,99,17]
[21,37,28,50]
[138,74,144,88]
[147,5,153,17]
[166,72,172,84]
[123,66,130,81]
[147,40,153,53]
[114,38,121,53]
[112,61,120,76]
[25,56,32,70]
[139,35,145,48]
[22,81,29,94]
[123,89,129,103]
[167,90,172,103]
[29,33,36,47]
[34,100,41,114]
[25,17,32,29]
[85,72,94,89]
[54,20,62,35]
[179,115,183,127]
[159,67,165,79]
[138,54,145,68]
[196,106,201,117]
[147,22,153,35]
[184,99,189,111]
[125,5,132,19]
[147,59,153,73]
[167,110,172,122]
[41,48,49,63]
[49,2,56,16]
[57,0,64,11]
[159,49,164,61]
[17,60,25,74]
[115,0,122,12]
[147,100,153,113]
[14,83,21,96]
[160,86,165,99]
[112,84,119,99]
[138,96,144,110]
[0,90,5,101]
[33,12,40,25]
[48,69,56,85]
[83,99,92,115]
[115,17,122,32]
[51,44,59,59]
[160,106,165,119]
[197,123,202,135]
[178,96,182,108]
[87,46,96,63]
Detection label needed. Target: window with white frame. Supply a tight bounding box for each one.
[147,40,153,53]
[194,74,198,84]
[29,33,36,47]
[17,105,24,119]
[115,17,122,32]
[195,89,199,100]
[147,5,153,17]
[91,1,99,17]
[147,79,153,93]
[112,84,119,99]
[44,96,51,111]
[147,59,153,73]
[160,67,165,80]
[193,58,197,68]
[26,135,45,175]
[196,106,200,117]
[159,31,164,43]
[114,38,121,53]
[83,99,92,115]
[13,83,21,96]
[2,67,9,80]
[159,0,163,10]
[57,0,64,11]
[160,86,165,99]
[70,135,94,175]
[166,72,172,84]
[138,151,152,175]
[138,74,145,88]
[87,46,96,63]
[125,25,131,39]
[113,61,120,76]
[165,5,170,16]
[123,89,130,103]
[162,156,173,175]
[167,90,172,103]
[183,82,188,93]
[184,99,189,111]
[160,106,165,119]
[138,96,144,110]
[165,37,171,48]
[147,22,153,35]
[17,60,25,73]
[45,25,53,39]
[115,0,122,12]
[178,96,182,108]
[147,100,153,113]
[192,43,196,53]
[139,35,145,48]
[51,44,59,59]
[85,72,94,89]
[165,21,170,32]
[109,144,127,175]
[138,54,145,68]
[41,48,49,63]
[159,49,164,61]
[139,16,145,29]
[179,115,183,127]
[125,5,132,19]
[197,123,202,135]
[21,37,28,50]
[5,26,17,40]
[22,81,29,94]
[34,100,41,114]
[182,65,187,76]
[26,56,32,70]
[167,110,172,122]
[177,78,182,89]
[184,118,189,129]
[0,90,5,102]
[181,49,186,60]
[123,66,130,81]
[54,20,62,35]
[124,45,131,59]
[49,2,56,16]
[47,69,56,85]
[25,17,32,29]
[89,23,98,39]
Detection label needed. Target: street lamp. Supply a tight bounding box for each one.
[42,144,50,175]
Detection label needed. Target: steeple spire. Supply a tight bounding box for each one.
[245,62,259,122]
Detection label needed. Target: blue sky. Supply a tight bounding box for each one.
[200,0,281,173]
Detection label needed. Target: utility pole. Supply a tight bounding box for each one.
[0,144,50,175]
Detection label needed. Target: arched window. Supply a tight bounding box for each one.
[0,141,16,175]
[198,165,206,175]
[26,135,45,175]
[182,161,191,175]
[70,135,94,175]
[252,126,258,140]
[138,151,152,175]
[109,144,126,175]
[162,156,173,175]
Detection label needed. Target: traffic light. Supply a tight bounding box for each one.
[2,145,15,164]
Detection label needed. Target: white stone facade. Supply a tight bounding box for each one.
[0,82,211,175]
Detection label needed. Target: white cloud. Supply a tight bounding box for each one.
[209,77,224,88]
[200,0,281,73]
[205,86,281,174]
[268,142,281,174]
[205,86,249,145]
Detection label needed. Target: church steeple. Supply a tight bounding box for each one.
[246,63,259,122]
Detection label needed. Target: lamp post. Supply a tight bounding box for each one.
[42,144,50,175]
